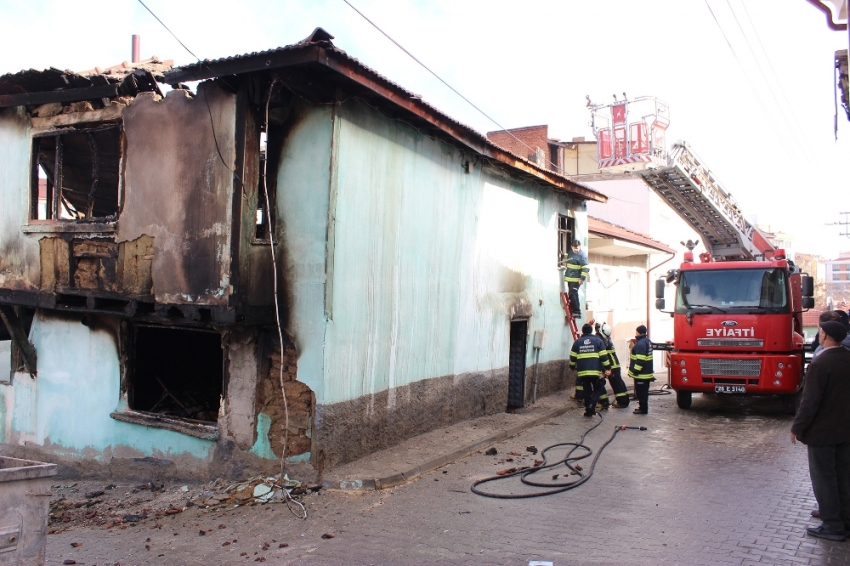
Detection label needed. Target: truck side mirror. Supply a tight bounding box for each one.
[801,276,814,297]
[802,297,814,309]
[655,298,666,310]
[665,269,678,283]
[655,279,666,299]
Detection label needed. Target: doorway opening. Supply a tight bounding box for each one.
[507,319,528,409]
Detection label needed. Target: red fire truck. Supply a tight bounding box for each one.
[588,98,815,414]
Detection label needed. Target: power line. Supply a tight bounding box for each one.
[137,0,201,62]
[702,0,798,161]
[723,0,816,164]
[737,0,820,153]
[341,0,565,174]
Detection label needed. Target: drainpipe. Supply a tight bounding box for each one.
[645,252,676,334]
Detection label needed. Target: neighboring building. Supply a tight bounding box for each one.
[585,216,675,359]
[805,0,848,129]
[825,251,850,304]
[0,29,606,478]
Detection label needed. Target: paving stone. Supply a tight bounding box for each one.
[42,389,850,565]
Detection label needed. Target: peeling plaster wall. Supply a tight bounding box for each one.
[220,328,259,450]
[0,107,40,289]
[0,312,214,466]
[118,83,236,305]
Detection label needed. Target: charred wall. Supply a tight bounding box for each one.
[118,83,236,306]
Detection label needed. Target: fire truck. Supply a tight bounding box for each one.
[587,96,815,414]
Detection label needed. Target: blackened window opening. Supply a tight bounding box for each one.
[130,326,223,423]
[255,117,284,241]
[31,125,121,221]
[255,128,270,239]
[557,214,575,263]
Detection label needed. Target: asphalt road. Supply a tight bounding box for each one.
[46,391,849,565]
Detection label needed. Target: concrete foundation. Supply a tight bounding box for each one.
[315,359,571,470]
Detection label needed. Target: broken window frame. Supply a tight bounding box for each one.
[557,214,576,264]
[253,127,277,243]
[30,122,123,224]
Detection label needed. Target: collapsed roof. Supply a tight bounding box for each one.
[0,28,605,203]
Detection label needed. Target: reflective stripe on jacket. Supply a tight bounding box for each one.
[600,335,620,369]
[628,335,654,380]
[563,249,589,283]
[569,334,611,378]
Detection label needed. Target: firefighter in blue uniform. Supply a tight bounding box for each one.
[628,325,654,414]
[569,323,611,417]
[563,240,589,319]
[599,322,630,408]
[594,322,612,410]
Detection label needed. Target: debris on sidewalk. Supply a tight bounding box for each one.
[47,474,317,533]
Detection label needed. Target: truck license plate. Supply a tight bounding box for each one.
[715,385,746,393]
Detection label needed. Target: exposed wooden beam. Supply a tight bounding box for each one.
[0,305,37,376]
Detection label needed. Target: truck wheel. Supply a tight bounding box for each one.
[676,390,692,409]
[784,390,802,416]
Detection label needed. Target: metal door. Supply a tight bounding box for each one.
[507,320,528,408]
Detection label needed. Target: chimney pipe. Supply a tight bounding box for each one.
[132,35,140,63]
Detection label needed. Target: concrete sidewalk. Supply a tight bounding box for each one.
[320,389,586,491]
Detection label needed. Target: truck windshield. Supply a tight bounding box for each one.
[676,268,788,313]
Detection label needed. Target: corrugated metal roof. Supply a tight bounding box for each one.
[164,30,605,202]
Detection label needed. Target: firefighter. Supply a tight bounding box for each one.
[563,240,589,319]
[594,322,612,410]
[569,323,612,417]
[628,325,654,414]
[599,322,630,408]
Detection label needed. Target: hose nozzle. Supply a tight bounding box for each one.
[619,425,648,431]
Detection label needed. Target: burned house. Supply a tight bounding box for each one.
[0,29,605,478]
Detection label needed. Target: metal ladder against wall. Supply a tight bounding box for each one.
[638,142,773,261]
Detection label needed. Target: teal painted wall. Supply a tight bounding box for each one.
[275,102,334,405]
[0,312,214,461]
[319,100,583,405]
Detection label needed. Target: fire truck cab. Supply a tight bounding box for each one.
[656,252,814,414]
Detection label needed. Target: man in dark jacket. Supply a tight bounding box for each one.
[599,322,630,408]
[791,320,850,541]
[628,325,654,415]
[569,323,611,417]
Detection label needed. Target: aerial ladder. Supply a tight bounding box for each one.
[585,95,814,414]
[585,95,775,260]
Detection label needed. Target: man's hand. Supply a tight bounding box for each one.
[790,431,797,444]
[604,370,611,377]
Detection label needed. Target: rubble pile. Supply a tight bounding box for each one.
[47,475,319,533]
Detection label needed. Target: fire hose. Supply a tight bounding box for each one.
[470,414,646,499]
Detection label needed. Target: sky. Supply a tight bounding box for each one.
[1,0,847,258]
